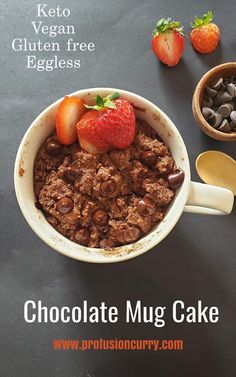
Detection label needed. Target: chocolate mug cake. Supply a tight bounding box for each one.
[34,107,184,249]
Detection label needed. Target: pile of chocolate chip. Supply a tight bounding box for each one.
[201,75,236,133]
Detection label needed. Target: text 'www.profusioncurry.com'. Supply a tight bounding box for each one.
[53,339,184,351]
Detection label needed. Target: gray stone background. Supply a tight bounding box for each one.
[0,0,235,376]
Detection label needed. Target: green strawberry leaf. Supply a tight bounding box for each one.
[109,92,120,101]
[156,18,167,30]
[95,95,104,107]
[153,17,183,37]
[84,104,101,110]
[191,10,214,29]
[84,92,120,111]
[104,101,116,109]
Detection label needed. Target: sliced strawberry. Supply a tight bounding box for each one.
[152,18,185,67]
[76,111,111,153]
[56,96,86,145]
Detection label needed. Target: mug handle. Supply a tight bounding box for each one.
[184,182,234,215]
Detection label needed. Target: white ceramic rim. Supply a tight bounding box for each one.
[14,88,191,263]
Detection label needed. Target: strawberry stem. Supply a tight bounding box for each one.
[191,10,214,29]
[152,17,184,37]
[85,92,120,111]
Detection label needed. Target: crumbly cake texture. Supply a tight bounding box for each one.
[34,119,177,248]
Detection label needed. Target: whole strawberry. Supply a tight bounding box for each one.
[77,93,136,154]
[152,18,185,67]
[190,11,220,54]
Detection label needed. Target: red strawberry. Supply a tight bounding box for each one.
[95,99,135,148]
[76,93,135,154]
[190,11,220,54]
[56,96,86,145]
[76,110,111,154]
[152,18,185,67]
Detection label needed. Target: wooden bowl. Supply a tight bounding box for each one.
[192,62,236,142]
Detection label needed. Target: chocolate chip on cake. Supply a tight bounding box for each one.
[167,169,185,188]
[74,228,90,246]
[141,150,157,166]
[64,165,81,181]
[56,197,74,214]
[34,119,181,248]
[114,227,141,244]
[46,139,62,156]
[92,209,109,226]
[99,239,116,249]
[137,198,155,217]
[100,181,116,196]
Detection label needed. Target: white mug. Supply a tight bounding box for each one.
[14,88,234,263]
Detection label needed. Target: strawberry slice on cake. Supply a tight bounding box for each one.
[76,92,135,153]
[55,92,136,154]
[56,96,86,145]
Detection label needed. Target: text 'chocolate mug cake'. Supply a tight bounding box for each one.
[34,92,184,249]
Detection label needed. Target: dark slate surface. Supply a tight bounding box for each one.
[0,0,235,376]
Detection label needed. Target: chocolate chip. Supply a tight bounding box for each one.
[167,169,185,189]
[56,197,74,214]
[99,239,116,249]
[202,107,215,121]
[100,181,116,196]
[121,168,131,181]
[141,150,157,166]
[218,119,231,133]
[46,140,62,156]
[207,113,217,126]
[213,96,221,107]
[202,97,213,108]
[230,121,236,130]
[227,83,236,98]
[204,75,236,133]
[205,86,217,98]
[230,110,236,124]
[123,227,141,243]
[217,104,232,118]
[65,213,79,225]
[35,201,42,210]
[64,165,81,181]
[230,76,236,84]
[210,77,223,90]
[137,198,155,217]
[211,113,223,128]
[216,91,232,104]
[115,226,141,244]
[93,209,109,226]
[223,77,230,86]
[74,228,90,246]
